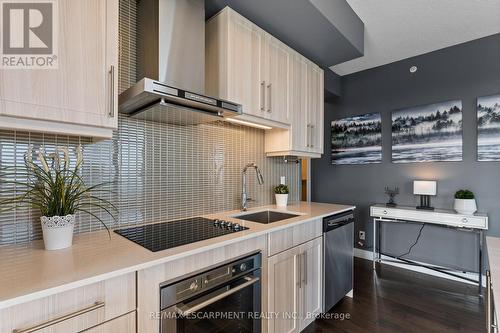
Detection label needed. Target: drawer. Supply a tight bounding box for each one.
[268,218,322,256]
[84,312,135,333]
[1,273,136,333]
[370,206,488,229]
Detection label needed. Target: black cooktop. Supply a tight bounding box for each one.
[114,217,248,252]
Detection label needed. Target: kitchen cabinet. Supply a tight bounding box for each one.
[85,312,136,333]
[206,7,263,118]
[206,7,324,157]
[206,7,289,126]
[306,63,324,154]
[0,0,118,139]
[268,237,323,333]
[265,54,324,158]
[0,273,135,333]
[262,34,289,123]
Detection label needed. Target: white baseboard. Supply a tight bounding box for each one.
[354,248,486,287]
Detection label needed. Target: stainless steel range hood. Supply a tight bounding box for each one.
[118,0,241,124]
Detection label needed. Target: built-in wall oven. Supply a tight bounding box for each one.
[160,252,262,333]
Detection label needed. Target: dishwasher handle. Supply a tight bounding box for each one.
[324,211,354,232]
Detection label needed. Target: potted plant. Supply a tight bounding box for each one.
[274,184,289,207]
[0,146,116,250]
[454,189,477,215]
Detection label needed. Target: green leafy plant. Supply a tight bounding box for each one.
[0,146,117,237]
[274,184,289,195]
[454,189,475,200]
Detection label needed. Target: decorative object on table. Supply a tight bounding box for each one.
[0,146,117,250]
[477,93,500,161]
[392,100,463,163]
[454,189,477,215]
[331,113,382,165]
[274,184,289,207]
[384,186,399,207]
[413,180,437,210]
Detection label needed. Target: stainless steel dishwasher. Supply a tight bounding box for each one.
[323,210,355,312]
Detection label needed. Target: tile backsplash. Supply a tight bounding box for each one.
[0,116,300,246]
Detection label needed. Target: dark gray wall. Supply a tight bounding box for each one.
[312,33,500,272]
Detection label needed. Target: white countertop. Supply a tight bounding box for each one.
[487,236,500,322]
[0,201,354,309]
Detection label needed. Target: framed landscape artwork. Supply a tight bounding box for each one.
[331,113,382,165]
[477,93,500,161]
[392,100,463,163]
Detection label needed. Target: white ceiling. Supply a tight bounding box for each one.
[331,0,500,76]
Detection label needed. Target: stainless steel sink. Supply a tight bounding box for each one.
[233,210,300,224]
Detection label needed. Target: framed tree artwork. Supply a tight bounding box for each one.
[392,100,463,163]
[331,113,382,165]
[477,93,500,161]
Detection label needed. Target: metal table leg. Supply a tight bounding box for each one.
[373,218,377,269]
[479,230,483,296]
[378,220,381,262]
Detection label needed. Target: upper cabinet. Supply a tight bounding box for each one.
[262,34,290,124]
[306,63,324,155]
[0,0,119,139]
[206,8,289,125]
[265,52,324,158]
[206,7,324,157]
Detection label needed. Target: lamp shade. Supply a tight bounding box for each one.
[413,180,437,196]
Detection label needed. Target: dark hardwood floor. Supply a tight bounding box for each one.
[303,258,485,333]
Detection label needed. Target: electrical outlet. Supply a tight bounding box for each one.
[359,231,366,240]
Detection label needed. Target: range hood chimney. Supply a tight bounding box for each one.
[119,0,241,124]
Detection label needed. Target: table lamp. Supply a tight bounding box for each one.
[414,180,437,210]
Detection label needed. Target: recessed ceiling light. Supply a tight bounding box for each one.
[410,66,418,73]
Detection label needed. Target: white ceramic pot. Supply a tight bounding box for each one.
[41,214,75,250]
[275,194,288,207]
[454,199,477,215]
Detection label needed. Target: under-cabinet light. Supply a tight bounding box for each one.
[225,118,273,130]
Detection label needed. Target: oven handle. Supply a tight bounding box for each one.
[175,276,260,316]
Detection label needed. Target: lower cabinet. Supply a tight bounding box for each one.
[268,237,323,333]
[0,273,136,333]
[85,312,136,332]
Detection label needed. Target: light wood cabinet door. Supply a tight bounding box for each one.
[0,0,118,138]
[268,245,302,333]
[288,52,309,152]
[268,236,323,333]
[84,312,135,333]
[226,10,263,117]
[263,35,289,124]
[0,273,135,333]
[300,237,323,330]
[306,63,324,154]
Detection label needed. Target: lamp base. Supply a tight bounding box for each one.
[416,205,434,211]
[416,194,434,211]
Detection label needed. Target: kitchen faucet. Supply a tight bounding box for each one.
[241,163,264,211]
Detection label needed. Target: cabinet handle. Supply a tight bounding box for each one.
[303,251,308,285]
[13,301,105,333]
[109,65,115,118]
[310,125,315,148]
[297,253,302,289]
[306,124,310,147]
[267,83,272,113]
[260,81,265,112]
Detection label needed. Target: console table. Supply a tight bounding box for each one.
[370,204,488,294]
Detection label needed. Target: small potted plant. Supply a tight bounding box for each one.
[274,184,289,207]
[0,146,116,250]
[454,189,477,215]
